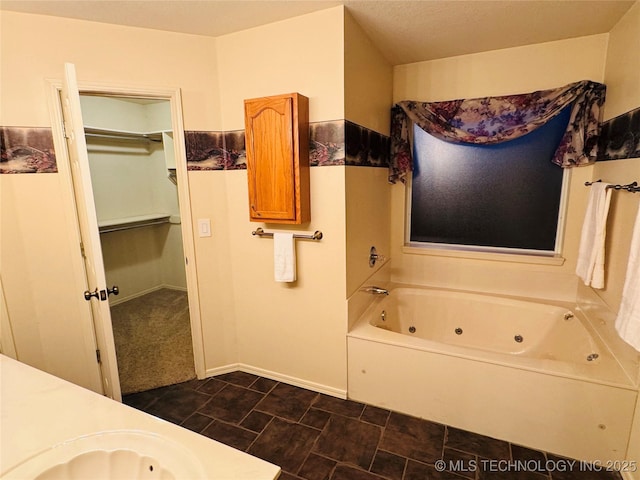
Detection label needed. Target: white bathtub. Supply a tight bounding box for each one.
[347,285,638,462]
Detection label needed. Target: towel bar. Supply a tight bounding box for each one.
[584,180,639,193]
[252,227,323,241]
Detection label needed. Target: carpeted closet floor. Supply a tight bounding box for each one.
[110,288,196,395]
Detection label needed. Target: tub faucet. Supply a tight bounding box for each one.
[363,286,389,295]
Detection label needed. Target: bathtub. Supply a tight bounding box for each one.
[347,285,638,462]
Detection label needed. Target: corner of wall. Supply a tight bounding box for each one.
[602,1,640,119]
[199,6,350,392]
[344,9,393,135]
[0,275,18,359]
[599,3,640,468]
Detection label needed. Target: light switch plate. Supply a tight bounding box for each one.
[197,218,211,237]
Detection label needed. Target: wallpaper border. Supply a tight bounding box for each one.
[597,106,640,161]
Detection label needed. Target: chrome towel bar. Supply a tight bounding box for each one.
[585,180,639,193]
[252,227,323,241]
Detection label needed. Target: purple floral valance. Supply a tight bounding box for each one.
[389,80,606,183]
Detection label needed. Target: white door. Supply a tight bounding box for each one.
[61,63,122,401]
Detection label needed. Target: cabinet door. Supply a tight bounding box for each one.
[245,93,309,224]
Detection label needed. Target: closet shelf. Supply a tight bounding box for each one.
[98,213,175,234]
[84,126,165,143]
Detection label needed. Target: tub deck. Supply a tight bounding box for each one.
[347,285,638,462]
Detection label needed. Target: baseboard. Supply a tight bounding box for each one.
[205,363,243,378]
[109,284,187,306]
[204,363,347,399]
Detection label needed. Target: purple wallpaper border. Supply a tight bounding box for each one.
[185,120,390,171]
[0,120,392,174]
[1,127,58,174]
[345,121,390,168]
[597,106,640,161]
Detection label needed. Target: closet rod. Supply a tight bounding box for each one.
[84,127,163,142]
[584,180,639,193]
[99,216,171,234]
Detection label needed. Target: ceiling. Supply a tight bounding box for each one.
[0,0,635,65]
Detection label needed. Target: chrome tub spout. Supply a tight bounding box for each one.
[363,286,389,295]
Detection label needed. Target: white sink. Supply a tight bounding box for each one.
[3,430,206,479]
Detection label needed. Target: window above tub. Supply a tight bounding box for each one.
[390,81,606,263]
[406,106,571,258]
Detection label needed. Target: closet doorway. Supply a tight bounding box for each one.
[54,65,204,400]
[79,94,198,395]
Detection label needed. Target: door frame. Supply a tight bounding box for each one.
[0,275,18,359]
[47,79,206,389]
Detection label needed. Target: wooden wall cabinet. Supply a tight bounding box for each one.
[244,93,310,224]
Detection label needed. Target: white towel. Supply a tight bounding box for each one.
[274,233,296,282]
[576,182,612,289]
[615,205,640,352]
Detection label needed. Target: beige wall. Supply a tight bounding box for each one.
[599,2,640,472]
[0,10,219,389]
[216,7,345,130]
[391,35,609,302]
[344,10,394,297]
[595,0,640,312]
[197,6,349,393]
[0,12,221,129]
[394,34,608,103]
[345,167,391,297]
[344,11,393,136]
[1,7,352,395]
[602,1,640,121]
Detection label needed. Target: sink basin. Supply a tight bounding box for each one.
[3,430,206,479]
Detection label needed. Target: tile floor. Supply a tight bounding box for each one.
[123,371,622,480]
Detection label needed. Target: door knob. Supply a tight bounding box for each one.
[84,288,99,301]
[107,286,119,297]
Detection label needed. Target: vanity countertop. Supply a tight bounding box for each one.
[0,355,281,479]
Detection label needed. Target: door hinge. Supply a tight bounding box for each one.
[80,242,86,258]
[96,349,101,364]
[62,121,71,139]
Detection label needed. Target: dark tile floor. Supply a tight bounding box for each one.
[123,371,622,480]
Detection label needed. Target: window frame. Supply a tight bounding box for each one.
[403,137,572,264]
